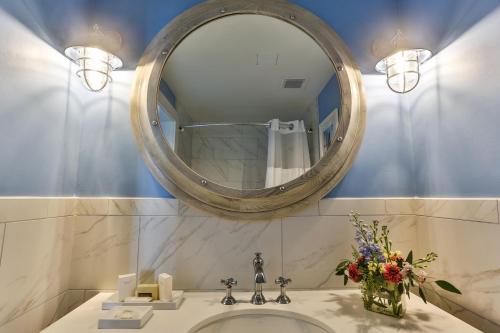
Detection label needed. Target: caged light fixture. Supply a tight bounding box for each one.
[375,30,432,94]
[64,25,123,92]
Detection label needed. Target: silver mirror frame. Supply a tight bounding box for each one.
[131,0,366,219]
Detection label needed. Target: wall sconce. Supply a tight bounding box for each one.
[65,25,123,92]
[375,31,432,93]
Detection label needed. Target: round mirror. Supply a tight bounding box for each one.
[158,14,340,190]
[131,0,365,218]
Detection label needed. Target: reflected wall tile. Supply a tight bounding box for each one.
[416,216,500,325]
[319,198,386,216]
[69,216,139,290]
[191,159,228,183]
[0,217,74,326]
[0,293,65,333]
[109,198,178,216]
[0,198,49,222]
[418,199,498,223]
[282,215,416,289]
[137,216,282,290]
[74,198,109,216]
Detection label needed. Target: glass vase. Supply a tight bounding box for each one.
[361,284,407,318]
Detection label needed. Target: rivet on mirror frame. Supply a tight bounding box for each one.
[152,120,159,126]
[161,51,168,55]
[279,186,286,192]
[337,137,343,142]
[289,14,296,20]
[337,66,344,71]
[220,8,226,14]
[201,179,208,186]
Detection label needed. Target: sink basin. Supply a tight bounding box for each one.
[189,310,334,333]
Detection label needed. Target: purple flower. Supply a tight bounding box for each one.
[359,243,385,262]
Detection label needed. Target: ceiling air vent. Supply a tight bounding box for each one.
[282,78,305,89]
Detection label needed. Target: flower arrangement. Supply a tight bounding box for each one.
[335,212,461,318]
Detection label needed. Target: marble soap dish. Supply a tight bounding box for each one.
[102,291,184,310]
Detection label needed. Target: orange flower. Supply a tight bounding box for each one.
[383,263,402,284]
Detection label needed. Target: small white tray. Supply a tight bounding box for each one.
[98,306,153,329]
[102,291,184,310]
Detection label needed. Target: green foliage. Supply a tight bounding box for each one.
[435,280,462,294]
[335,259,350,275]
[406,250,413,264]
[418,287,427,303]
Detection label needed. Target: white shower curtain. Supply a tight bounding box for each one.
[265,119,311,187]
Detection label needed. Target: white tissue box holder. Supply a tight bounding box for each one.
[102,290,184,310]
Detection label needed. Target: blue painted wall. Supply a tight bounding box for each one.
[318,75,341,123]
[1,0,499,198]
[159,79,177,108]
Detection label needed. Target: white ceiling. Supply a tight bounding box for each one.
[162,14,336,122]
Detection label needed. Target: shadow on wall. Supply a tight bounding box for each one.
[327,74,415,198]
[400,0,500,54]
[4,0,498,72]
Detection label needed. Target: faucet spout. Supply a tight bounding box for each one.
[251,252,266,305]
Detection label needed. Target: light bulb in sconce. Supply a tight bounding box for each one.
[375,48,432,94]
[65,46,123,92]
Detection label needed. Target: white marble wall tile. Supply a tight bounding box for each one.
[417,199,498,223]
[282,215,416,289]
[74,198,109,216]
[0,293,65,333]
[0,217,74,326]
[137,216,282,290]
[69,216,139,290]
[178,201,211,217]
[0,198,49,222]
[287,201,320,217]
[53,290,85,321]
[385,198,422,215]
[421,285,500,333]
[0,224,4,266]
[416,216,500,325]
[83,289,114,302]
[47,198,76,218]
[319,198,386,216]
[109,198,178,216]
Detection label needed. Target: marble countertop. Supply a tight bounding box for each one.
[42,290,480,333]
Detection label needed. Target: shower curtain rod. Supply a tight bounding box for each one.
[178,122,294,131]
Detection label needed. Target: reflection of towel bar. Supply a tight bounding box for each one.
[178,122,294,131]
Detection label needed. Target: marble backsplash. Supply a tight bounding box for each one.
[0,197,499,333]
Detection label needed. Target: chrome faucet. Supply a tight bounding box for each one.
[251,252,266,305]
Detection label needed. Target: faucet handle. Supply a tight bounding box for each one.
[275,276,292,304]
[275,276,292,287]
[220,277,237,305]
[221,277,237,288]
